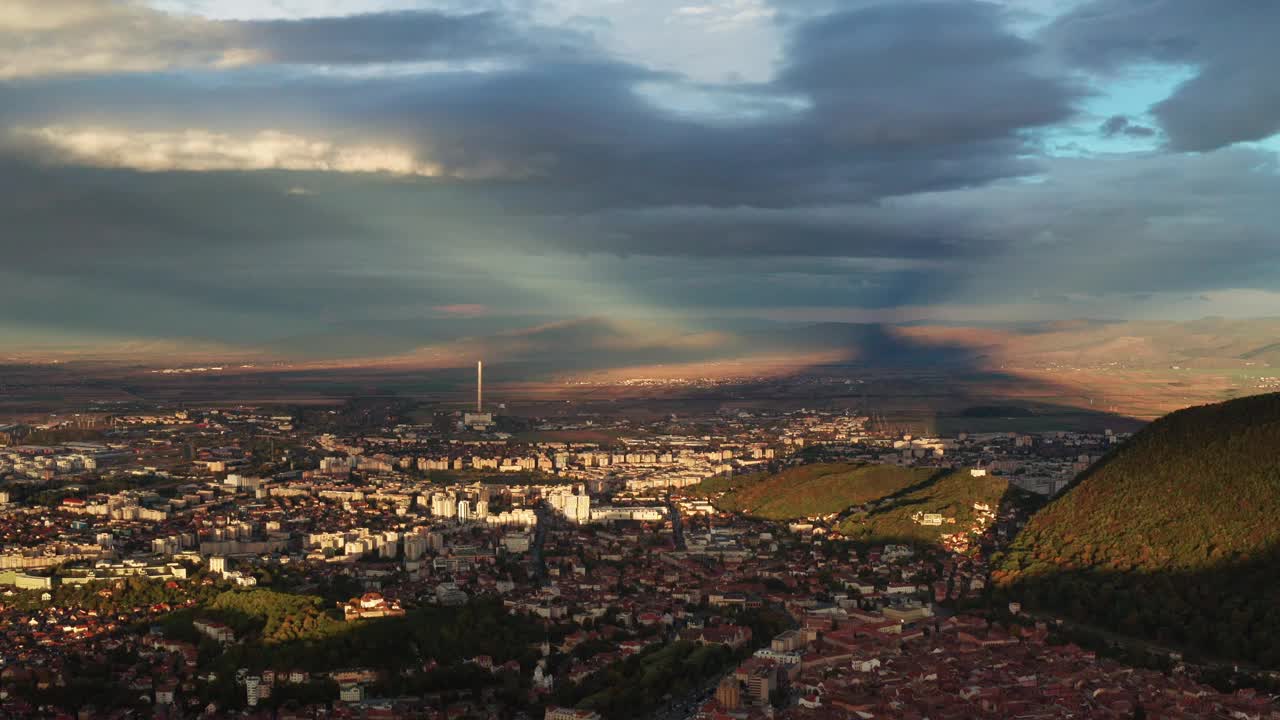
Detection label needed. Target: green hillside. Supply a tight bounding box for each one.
[837,470,1017,545]
[994,392,1280,666]
[696,463,935,520]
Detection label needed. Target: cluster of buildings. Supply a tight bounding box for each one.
[0,443,131,482]
[721,614,1279,719]
[2,397,1250,720]
[339,592,406,621]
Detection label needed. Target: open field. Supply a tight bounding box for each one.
[836,470,1030,544]
[0,355,1258,435]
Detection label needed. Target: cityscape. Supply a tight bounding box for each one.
[0,359,1276,719]
[4,0,1280,718]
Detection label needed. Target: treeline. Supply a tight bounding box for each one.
[166,592,548,710]
[555,641,734,719]
[552,606,791,718]
[177,594,546,675]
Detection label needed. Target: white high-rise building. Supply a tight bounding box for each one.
[546,490,591,523]
[432,493,457,518]
[152,536,180,556]
[457,499,471,523]
[403,535,429,561]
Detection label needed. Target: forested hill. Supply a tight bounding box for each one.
[994,392,1280,666]
[693,463,937,520]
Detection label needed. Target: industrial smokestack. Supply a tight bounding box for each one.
[477,360,483,413]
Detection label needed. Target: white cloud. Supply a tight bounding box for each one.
[0,0,122,31]
[13,126,444,176]
[529,0,780,83]
[0,0,533,79]
[668,0,774,32]
[4,0,777,83]
[0,0,255,78]
[148,0,448,21]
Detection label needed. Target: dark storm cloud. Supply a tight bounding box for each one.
[1100,114,1155,138]
[534,205,985,260]
[0,0,591,80]
[4,1,1079,210]
[2,145,1278,349]
[918,147,1280,299]
[233,10,588,65]
[0,156,554,345]
[0,160,347,251]
[370,60,1051,208]
[778,2,1079,146]
[593,149,1280,309]
[2,0,1277,354]
[1046,0,1280,150]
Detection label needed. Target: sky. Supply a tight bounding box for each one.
[1,0,1278,359]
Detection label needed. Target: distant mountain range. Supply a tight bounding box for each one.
[9,316,1280,381]
[994,392,1280,667]
[320,315,1280,378]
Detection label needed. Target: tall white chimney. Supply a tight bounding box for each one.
[477,360,483,413]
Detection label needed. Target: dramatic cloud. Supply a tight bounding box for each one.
[912,147,1280,301]
[12,126,443,176]
[230,10,581,66]
[0,0,1276,356]
[1046,0,1280,150]
[0,0,251,78]
[778,2,1079,146]
[0,0,583,78]
[1099,114,1155,138]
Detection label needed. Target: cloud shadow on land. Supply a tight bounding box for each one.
[991,392,1280,688]
[0,318,1152,436]
[991,542,1280,686]
[671,321,1148,435]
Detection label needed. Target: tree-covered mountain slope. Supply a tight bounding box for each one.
[994,392,1280,665]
